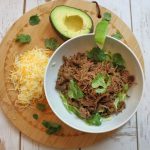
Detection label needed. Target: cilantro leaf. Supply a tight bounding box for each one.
[95,20,109,46]
[114,92,126,109]
[45,38,59,50]
[112,53,125,68]
[68,80,84,100]
[42,120,61,135]
[36,103,47,112]
[87,47,107,62]
[16,34,31,44]
[102,12,112,22]
[29,14,40,25]
[112,31,123,40]
[33,114,38,120]
[86,113,101,126]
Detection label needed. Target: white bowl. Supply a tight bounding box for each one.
[44,33,144,133]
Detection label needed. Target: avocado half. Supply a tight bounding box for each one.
[50,5,93,39]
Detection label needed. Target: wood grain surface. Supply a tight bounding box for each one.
[0,0,150,150]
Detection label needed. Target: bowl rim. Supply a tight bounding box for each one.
[44,33,145,133]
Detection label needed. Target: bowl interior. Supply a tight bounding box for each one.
[44,34,144,133]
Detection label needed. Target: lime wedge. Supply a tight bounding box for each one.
[95,20,109,48]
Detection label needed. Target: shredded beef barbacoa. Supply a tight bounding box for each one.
[56,52,135,119]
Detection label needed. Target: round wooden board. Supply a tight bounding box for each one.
[0,0,144,149]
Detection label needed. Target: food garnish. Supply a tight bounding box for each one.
[102,12,112,22]
[10,48,52,107]
[45,38,59,50]
[112,53,125,69]
[29,14,40,25]
[112,31,123,40]
[87,47,107,62]
[42,120,61,135]
[16,34,31,44]
[36,103,47,112]
[33,114,39,120]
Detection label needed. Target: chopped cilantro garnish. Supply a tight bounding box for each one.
[36,103,47,112]
[16,34,31,44]
[33,114,38,120]
[112,31,123,40]
[42,120,61,135]
[102,12,112,22]
[45,38,59,50]
[29,14,40,25]
[87,47,107,62]
[112,53,125,69]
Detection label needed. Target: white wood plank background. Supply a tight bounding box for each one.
[0,0,150,150]
[131,0,150,150]
[0,1,23,150]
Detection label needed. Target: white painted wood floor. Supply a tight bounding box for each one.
[0,0,150,150]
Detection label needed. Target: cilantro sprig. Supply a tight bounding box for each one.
[42,120,61,135]
[29,14,40,25]
[102,12,112,22]
[36,103,47,112]
[45,38,59,50]
[87,47,107,62]
[33,114,39,120]
[112,31,123,40]
[16,34,31,44]
[112,53,125,69]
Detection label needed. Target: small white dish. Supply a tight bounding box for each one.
[44,33,144,133]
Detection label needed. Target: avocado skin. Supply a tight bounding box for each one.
[50,17,69,41]
[49,5,94,40]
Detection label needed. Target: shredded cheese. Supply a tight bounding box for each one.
[10,48,52,105]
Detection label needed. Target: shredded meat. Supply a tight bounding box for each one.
[56,53,134,119]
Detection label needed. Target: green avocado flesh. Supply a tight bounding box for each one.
[50,5,93,39]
